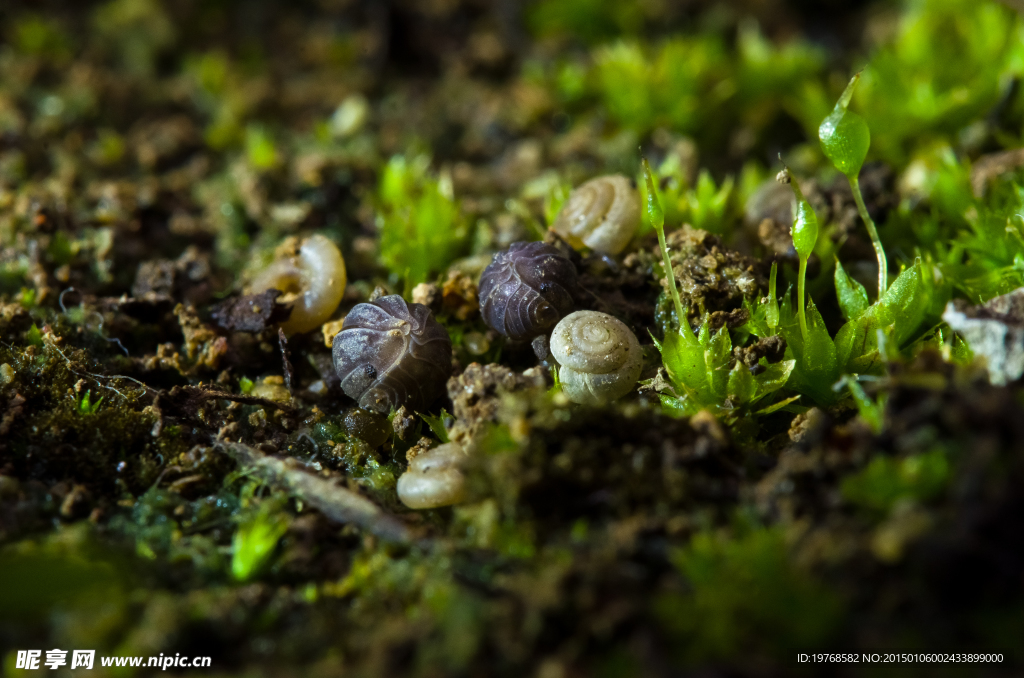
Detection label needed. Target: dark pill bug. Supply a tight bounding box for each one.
[332,295,452,414]
[478,241,581,341]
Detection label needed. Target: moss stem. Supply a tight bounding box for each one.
[657,223,690,342]
[643,158,692,344]
[797,256,808,339]
[849,175,887,298]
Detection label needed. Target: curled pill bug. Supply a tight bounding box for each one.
[332,294,452,414]
[478,241,581,341]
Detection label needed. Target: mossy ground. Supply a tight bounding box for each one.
[1,1,1024,676]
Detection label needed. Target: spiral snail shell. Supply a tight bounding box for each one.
[478,241,580,341]
[248,234,347,335]
[396,442,467,509]
[550,310,642,405]
[332,295,452,414]
[551,174,641,255]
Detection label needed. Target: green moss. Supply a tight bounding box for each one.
[420,409,451,443]
[639,158,736,237]
[245,124,278,170]
[841,449,950,515]
[857,0,1023,165]
[91,0,175,76]
[528,0,643,44]
[76,389,104,415]
[656,525,843,663]
[0,524,125,640]
[650,313,794,418]
[231,493,290,581]
[377,154,468,291]
[11,15,73,60]
[48,231,75,267]
[108,484,239,575]
[594,37,728,137]
[24,323,43,346]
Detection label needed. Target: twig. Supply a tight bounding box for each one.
[215,440,414,544]
[278,327,294,391]
[182,387,298,413]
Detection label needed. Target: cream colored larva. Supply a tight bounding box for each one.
[248,234,346,335]
[551,174,641,255]
[550,310,643,405]
[396,443,467,509]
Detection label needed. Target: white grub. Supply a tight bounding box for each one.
[248,234,346,335]
[396,442,467,509]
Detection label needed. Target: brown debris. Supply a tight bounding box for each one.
[734,335,787,368]
[446,363,547,446]
[209,289,293,333]
[787,407,829,445]
[0,302,31,336]
[321,318,345,348]
[129,115,201,169]
[708,307,750,331]
[132,259,176,298]
[411,282,440,309]
[155,385,298,431]
[405,436,435,462]
[689,408,728,448]
[392,405,417,442]
[132,247,215,305]
[440,270,479,321]
[659,225,766,317]
[175,304,229,371]
[0,393,27,438]
[59,484,92,519]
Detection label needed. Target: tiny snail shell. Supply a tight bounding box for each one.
[332,294,452,414]
[396,442,467,509]
[551,174,641,255]
[248,234,347,335]
[550,310,642,405]
[478,241,580,341]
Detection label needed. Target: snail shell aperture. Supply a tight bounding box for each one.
[332,294,452,414]
[550,310,643,405]
[478,241,581,341]
[551,174,641,255]
[396,442,467,509]
[248,234,347,335]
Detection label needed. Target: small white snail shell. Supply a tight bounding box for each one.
[551,174,641,255]
[248,234,347,335]
[550,310,643,405]
[396,442,467,509]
